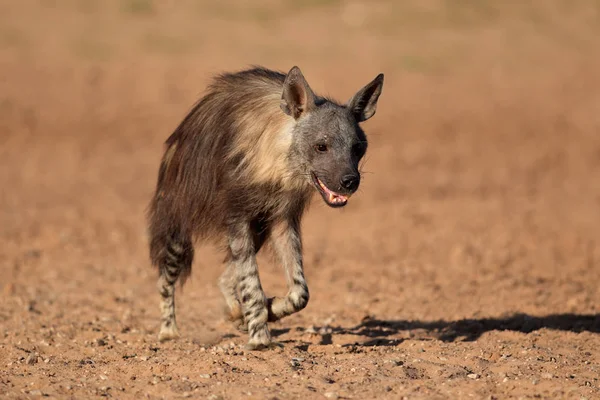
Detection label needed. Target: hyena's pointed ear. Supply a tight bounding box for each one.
[280,66,316,119]
[347,73,384,122]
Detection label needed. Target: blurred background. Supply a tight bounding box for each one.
[1,1,600,398]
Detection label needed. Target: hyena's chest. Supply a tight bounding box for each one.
[231,181,312,221]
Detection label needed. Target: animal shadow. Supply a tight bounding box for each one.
[330,313,600,346]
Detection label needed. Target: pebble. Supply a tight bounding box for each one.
[305,326,317,334]
[324,392,338,399]
[541,373,553,379]
[26,354,38,365]
[319,326,332,335]
[467,373,478,379]
[199,374,211,379]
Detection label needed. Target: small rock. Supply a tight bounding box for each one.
[541,373,553,379]
[305,326,317,334]
[26,354,38,365]
[318,326,332,335]
[324,392,338,399]
[29,390,43,396]
[467,373,478,379]
[199,374,211,379]
[100,375,108,380]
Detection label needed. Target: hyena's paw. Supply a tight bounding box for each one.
[245,325,273,351]
[232,317,248,333]
[245,340,283,351]
[158,323,180,342]
[224,303,248,333]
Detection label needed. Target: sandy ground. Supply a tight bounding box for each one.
[2,1,600,399]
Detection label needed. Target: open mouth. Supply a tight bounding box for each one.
[311,172,349,208]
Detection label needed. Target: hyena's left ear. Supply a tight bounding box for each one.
[281,66,316,119]
[347,73,384,122]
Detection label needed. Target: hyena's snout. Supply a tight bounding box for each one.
[340,172,360,193]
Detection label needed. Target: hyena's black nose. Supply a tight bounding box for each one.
[340,174,360,192]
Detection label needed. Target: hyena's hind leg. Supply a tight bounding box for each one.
[219,216,270,334]
[154,234,194,342]
[218,263,246,332]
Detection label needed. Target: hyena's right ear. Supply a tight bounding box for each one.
[347,73,384,122]
[280,66,316,119]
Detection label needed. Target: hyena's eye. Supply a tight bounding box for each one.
[314,144,328,153]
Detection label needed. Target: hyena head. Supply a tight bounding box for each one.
[280,66,384,208]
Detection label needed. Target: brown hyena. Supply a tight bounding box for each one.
[147,66,384,350]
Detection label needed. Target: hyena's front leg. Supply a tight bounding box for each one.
[228,221,271,350]
[267,217,310,322]
[220,218,270,333]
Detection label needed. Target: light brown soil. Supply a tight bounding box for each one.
[2,1,600,399]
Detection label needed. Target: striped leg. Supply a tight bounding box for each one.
[157,237,193,342]
[228,219,271,350]
[221,216,270,335]
[218,263,246,332]
[267,217,309,322]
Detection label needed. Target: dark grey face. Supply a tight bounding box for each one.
[281,66,384,208]
[291,104,367,207]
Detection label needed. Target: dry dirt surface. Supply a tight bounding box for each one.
[2,1,600,399]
